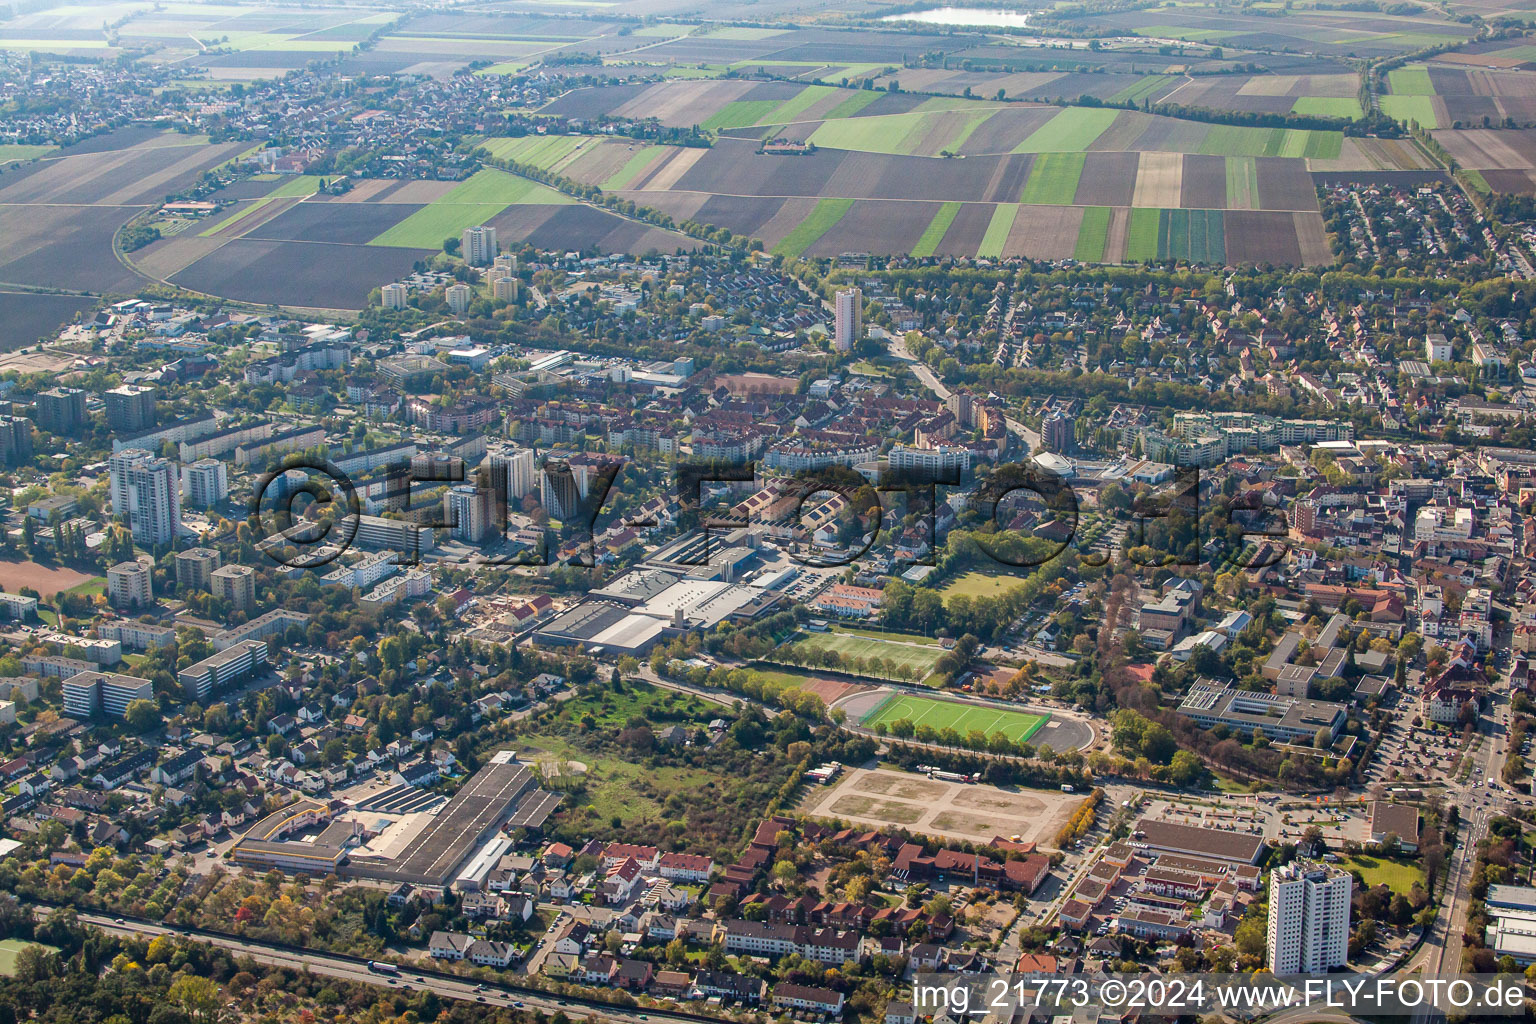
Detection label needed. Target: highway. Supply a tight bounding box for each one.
[36,905,696,1024]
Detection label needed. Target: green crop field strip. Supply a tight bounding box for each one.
[1075,206,1112,261]
[1388,66,1434,96]
[1225,156,1259,209]
[912,201,962,257]
[0,144,54,162]
[703,99,784,131]
[978,203,1018,258]
[1125,207,1162,261]
[863,693,1049,744]
[1020,152,1086,205]
[601,146,667,190]
[369,169,570,248]
[1110,75,1174,105]
[807,108,994,155]
[767,84,839,123]
[822,90,882,120]
[1381,95,1438,129]
[1125,208,1225,262]
[1013,107,1119,153]
[1291,96,1361,119]
[1198,124,1340,159]
[480,134,591,170]
[197,175,322,238]
[771,196,853,257]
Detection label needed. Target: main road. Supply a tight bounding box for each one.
[884,333,1039,453]
[32,905,695,1024]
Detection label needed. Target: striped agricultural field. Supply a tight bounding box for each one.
[1019,152,1086,205]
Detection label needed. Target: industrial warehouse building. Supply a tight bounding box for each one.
[534,569,782,655]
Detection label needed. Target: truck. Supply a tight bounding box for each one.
[1060,784,1075,793]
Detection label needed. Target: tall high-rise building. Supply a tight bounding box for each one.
[106,560,153,609]
[381,282,408,310]
[461,225,497,266]
[104,384,157,433]
[446,283,472,316]
[1042,411,1075,454]
[492,276,520,302]
[946,391,974,429]
[497,447,537,500]
[181,458,229,508]
[834,287,862,352]
[210,564,256,613]
[34,387,86,435]
[175,547,223,590]
[492,254,518,277]
[0,414,33,466]
[109,448,181,546]
[445,484,495,543]
[1267,861,1351,974]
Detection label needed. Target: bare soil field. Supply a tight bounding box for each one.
[803,199,934,256]
[955,107,1058,156]
[1225,210,1304,265]
[368,180,458,204]
[1256,157,1321,211]
[637,146,709,192]
[1074,152,1139,207]
[746,197,823,248]
[132,236,225,281]
[1294,211,1333,264]
[611,80,758,126]
[0,559,92,598]
[1309,137,1436,172]
[1132,151,1183,208]
[1484,168,1536,192]
[0,292,95,352]
[826,795,925,825]
[539,83,650,120]
[803,766,1083,848]
[171,237,433,309]
[243,200,427,245]
[0,204,142,292]
[1433,127,1536,168]
[1003,204,1083,259]
[933,202,995,256]
[1180,154,1227,208]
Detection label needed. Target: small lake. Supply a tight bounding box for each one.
[880,7,1034,28]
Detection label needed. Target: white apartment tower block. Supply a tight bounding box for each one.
[834,287,862,352]
[109,448,181,546]
[462,225,497,266]
[182,458,229,508]
[1267,861,1351,974]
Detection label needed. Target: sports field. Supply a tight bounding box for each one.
[791,630,947,676]
[863,693,1049,744]
[0,939,58,977]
